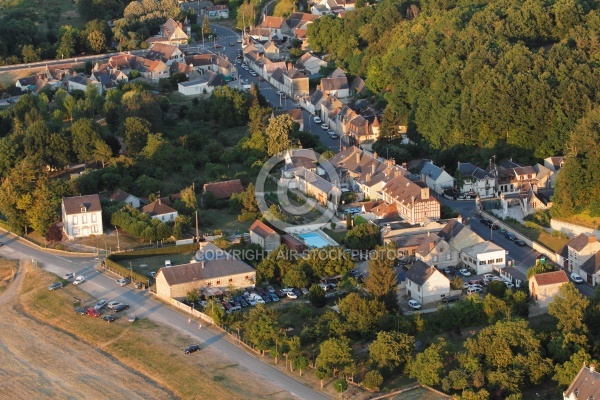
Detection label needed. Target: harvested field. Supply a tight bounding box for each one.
[0,261,175,399]
[6,261,295,400]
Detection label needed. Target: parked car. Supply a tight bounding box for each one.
[267,286,275,293]
[292,288,302,297]
[504,281,514,288]
[184,344,201,354]
[113,304,130,313]
[443,267,452,275]
[270,294,280,302]
[87,308,100,317]
[74,307,87,315]
[128,314,137,323]
[320,123,328,130]
[275,289,285,297]
[240,298,248,307]
[103,315,116,323]
[301,288,309,295]
[482,274,495,281]
[214,44,223,49]
[164,260,172,267]
[328,130,338,139]
[94,299,107,310]
[313,116,322,124]
[7,98,14,104]
[107,301,121,309]
[263,295,272,303]
[247,297,257,306]
[229,42,235,46]
[514,239,526,246]
[467,287,483,295]
[117,278,129,286]
[441,296,459,304]
[237,38,242,43]
[63,272,74,280]
[73,276,85,285]
[459,268,472,277]
[286,291,298,299]
[571,273,584,284]
[505,232,516,241]
[48,282,63,291]
[147,271,156,278]
[408,299,421,309]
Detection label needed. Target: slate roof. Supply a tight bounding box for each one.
[62,194,102,215]
[310,90,324,106]
[532,270,569,286]
[581,251,600,275]
[512,166,536,176]
[564,365,600,400]
[421,162,444,181]
[159,259,255,286]
[381,174,436,205]
[110,189,135,203]
[142,199,177,217]
[457,162,493,180]
[296,167,338,193]
[437,219,465,242]
[545,156,565,170]
[321,76,349,91]
[250,220,277,238]
[569,233,596,252]
[350,76,366,95]
[391,233,430,248]
[405,260,436,286]
[203,179,244,199]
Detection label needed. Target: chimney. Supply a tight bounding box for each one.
[373,151,378,159]
[371,163,376,174]
[421,187,430,200]
[429,241,435,250]
[366,173,372,182]
[589,235,597,244]
[158,198,161,205]
[356,151,360,163]
[590,364,596,372]
[402,162,407,169]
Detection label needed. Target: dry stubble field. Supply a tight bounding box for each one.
[0,260,296,400]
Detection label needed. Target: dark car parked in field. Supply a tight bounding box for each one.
[184,345,201,354]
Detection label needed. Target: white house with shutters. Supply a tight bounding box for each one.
[61,194,103,239]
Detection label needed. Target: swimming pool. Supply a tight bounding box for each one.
[297,230,338,248]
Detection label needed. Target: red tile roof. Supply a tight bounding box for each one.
[142,199,177,217]
[532,270,569,286]
[249,220,277,238]
[203,179,244,199]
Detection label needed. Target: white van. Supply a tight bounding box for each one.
[165,260,172,267]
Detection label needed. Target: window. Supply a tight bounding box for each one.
[417,286,420,292]
[440,294,446,298]
[82,215,87,224]
[433,256,438,262]
[73,216,78,224]
[487,259,494,264]
[446,254,451,260]
[91,213,96,223]
[92,226,97,233]
[216,280,221,285]
[228,278,233,283]
[496,258,503,263]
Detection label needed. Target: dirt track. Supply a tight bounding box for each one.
[0,261,175,400]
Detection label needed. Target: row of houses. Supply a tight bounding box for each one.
[16,42,235,95]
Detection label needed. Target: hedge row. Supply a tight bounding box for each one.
[105,258,148,284]
[109,243,198,261]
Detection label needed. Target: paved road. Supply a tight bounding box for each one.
[0,231,329,400]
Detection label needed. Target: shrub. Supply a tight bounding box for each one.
[552,230,569,239]
[363,370,384,391]
[524,221,543,232]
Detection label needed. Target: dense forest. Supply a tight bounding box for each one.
[307,0,600,216]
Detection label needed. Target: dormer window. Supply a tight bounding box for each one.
[80,204,87,213]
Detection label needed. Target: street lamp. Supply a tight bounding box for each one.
[115,226,120,251]
[490,220,499,241]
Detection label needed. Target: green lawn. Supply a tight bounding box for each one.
[500,219,569,252]
[206,209,253,236]
[322,228,346,245]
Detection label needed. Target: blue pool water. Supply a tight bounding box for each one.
[298,232,333,248]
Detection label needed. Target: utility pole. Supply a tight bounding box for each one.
[195,210,200,249]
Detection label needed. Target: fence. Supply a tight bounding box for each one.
[170,299,214,325]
